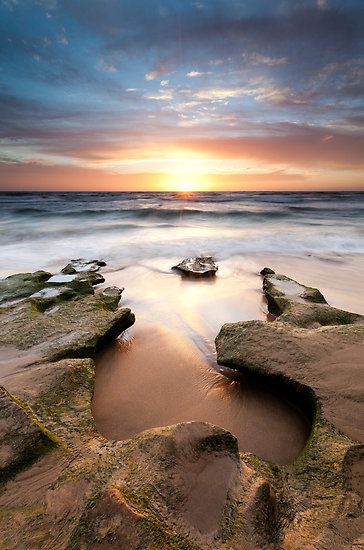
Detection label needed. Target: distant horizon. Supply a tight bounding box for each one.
[1,187,363,193]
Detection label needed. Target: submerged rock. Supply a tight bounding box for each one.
[173,256,218,276]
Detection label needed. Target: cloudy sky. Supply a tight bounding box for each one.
[1,0,363,191]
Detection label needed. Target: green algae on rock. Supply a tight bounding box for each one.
[0,262,363,549]
[0,261,135,360]
[0,270,51,304]
[70,422,279,550]
[262,269,363,327]
[0,260,137,549]
[0,386,58,483]
[216,270,364,548]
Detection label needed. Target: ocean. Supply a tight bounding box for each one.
[1,191,363,275]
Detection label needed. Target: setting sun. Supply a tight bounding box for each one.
[162,171,211,192]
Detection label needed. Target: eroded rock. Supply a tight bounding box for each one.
[72,422,277,549]
[0,271,51,304]
[173,256,218,276]
[0,261,136,549]
[1,262,363,549]
[99,286,124,310]
[216,270,364,548]
[0,386,58,482]
[61,258,106,274]
[263,268,363,327]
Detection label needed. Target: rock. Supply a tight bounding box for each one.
[46,274,78,284]
[215,269,364,548]
[75,271,105,286]
[172,256,218,276]
[61,259,106,274]
[99,286,124,310]
[1,262,363,549]
[73,422,277,549]
[30,286,76,312]
[260,267,275,275]
[0,386,58,482]
[0,271,51,304]
[0,266,134,360]
[0,264,135,549]
[262,270,363,327]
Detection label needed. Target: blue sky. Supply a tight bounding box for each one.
[1,0,364,190]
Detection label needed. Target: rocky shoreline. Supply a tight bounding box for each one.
[0,261,363,549]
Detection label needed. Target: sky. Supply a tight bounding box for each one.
[0,0,364,192]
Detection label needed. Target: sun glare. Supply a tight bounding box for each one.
[163,171,210,193]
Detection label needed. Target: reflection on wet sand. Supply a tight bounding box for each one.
[93,322,311,465]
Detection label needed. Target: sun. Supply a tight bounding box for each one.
[163,172,209,193]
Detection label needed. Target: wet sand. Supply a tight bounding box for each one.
[93,322,311,465]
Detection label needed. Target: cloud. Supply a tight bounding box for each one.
[145,71,158,81]
[1,0,363,191]
[243,52,287,66]
[186,70,211,77]
[97,58,118,73]
[178,127,364,169]
[144,90,173,101]
[193,87,246,100]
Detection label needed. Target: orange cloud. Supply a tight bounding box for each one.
[0,162,363,192]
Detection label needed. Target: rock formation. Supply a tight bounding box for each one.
[216,269,364,548]
[172,256,218,276]
[0,263,363,549]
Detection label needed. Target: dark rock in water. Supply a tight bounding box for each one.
[99,286,124,310]
[260,267,275,275]
[173,256,218,276]
[0,271,51,304]
[61,259,106,275]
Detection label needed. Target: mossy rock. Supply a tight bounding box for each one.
[0,386,59,483]
[0,270,51,304]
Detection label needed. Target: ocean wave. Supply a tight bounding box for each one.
[0,191,363,274]
[7,205,296,219]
